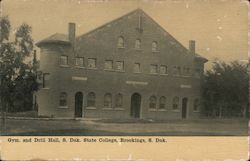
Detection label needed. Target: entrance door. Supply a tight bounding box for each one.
[75,92,83,117]
[182,97,188,119]
[130,93,141,118]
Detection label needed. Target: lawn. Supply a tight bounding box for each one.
[1,117,248,136]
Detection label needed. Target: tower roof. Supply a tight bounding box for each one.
[36,33,70,47]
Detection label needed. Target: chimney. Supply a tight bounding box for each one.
[189,40,195,54]
[68,22,76,47]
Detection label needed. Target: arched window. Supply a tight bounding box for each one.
[59,92,67,106]
[149,96,157,109]
[135,39,141,50]
[172,96,179,110]
[104,93,112,108]
[115,93,123,107]
[152,41,158,52]
[193,98,200,111]
[87,92,96,107]
[117,36,124,48]
[159,96,166,109]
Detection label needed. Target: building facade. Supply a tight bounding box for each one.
[36,9,207,119]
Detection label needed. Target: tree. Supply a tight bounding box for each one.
[0,16,39,115]
[202,60,248,118]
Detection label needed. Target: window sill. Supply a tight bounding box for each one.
[114,107,124,110]
[134,48,143,51]
[148,108,157,111]
[117,47,125,49]
[41,88,50,90]
[133,72,142,74]
[172,110,180,112]
[158,109,167,111]
[87,67,98,70]
[152,50,160,53]
[60,65,70,68]
[102,107,113,110]
[86,107,96,110]
[74,66,85,69]
[58,106,69,109]
[159,74,168,76]
[115,70,125,73]
[149,73,158,75]
[104,69,115,72]
[193,110,200,113]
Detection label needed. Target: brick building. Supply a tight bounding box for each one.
[36,8,207,119]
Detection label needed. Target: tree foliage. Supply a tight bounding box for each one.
[0,16,39,112]
[202,60,248,117]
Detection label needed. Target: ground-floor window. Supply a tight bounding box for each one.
[115,93,123,108]
[159,96,166,109]
[59,92,67,106]
[193,98,200,112]
[87,92,96,107]
[149,96,157,109]
[172,96,179,110]
[104,93,112,108]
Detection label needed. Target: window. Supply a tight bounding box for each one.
[149,96,157,109]
[150,64,158,74]
[87,92,96,107]
[173,66,181,76]
[152,41,158,52]
[159,96,166,109]
[183,67,191,76]
[116,61,124,71]
[172,96,179,110]
[135,39,141,50]
[87,58,96,68]
[75,57,84,67]
[59,92,67,107]
[104,60,113,70]
[117,36,124,48]
[115,93,123,107]
[104,93,112,108]
[60,55,68,65]
[42,73,50,88]
[134,63,141,73]
[194,68,201,78]
[160,65,167,75]
[193,98,200,112]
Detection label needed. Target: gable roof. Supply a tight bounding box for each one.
[36,33,70,47]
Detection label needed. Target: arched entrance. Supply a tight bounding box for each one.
[182,97,188,119]
[75,92,83,117]
[130,93,141,118]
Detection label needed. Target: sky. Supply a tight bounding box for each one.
[1,0,249,69]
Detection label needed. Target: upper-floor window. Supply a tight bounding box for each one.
[152,41,158,52]
[172,96,179,110]
[75,57,84,67]
[117,36,124,48]
[87,58,96,68]
[193,98,200,112]
[115,93,123,108]
[116,61,124,71]
[183,66,191,76]
[134,63,141,73]
[159,96,166,109]
[59,92,67,107]
[42,73,50,88]
[60,55,68,65]
[194,68,201,78]
[104,93,112,108]
[149,96,157,109]
[150,64,158,74]
[135,39,141,50]
[160,65,167,75]
[173,66,181,76]
[104,60,113,70]
[87,92,96,107]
